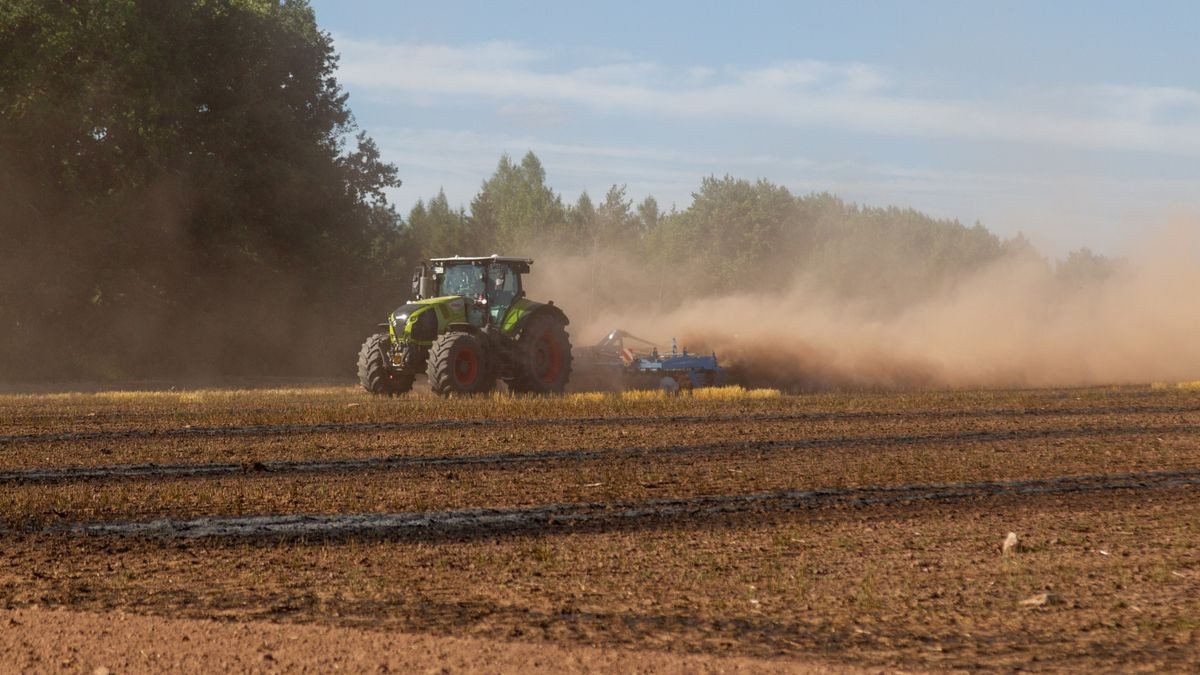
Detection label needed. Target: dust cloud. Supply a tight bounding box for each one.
[527,219,1200,391]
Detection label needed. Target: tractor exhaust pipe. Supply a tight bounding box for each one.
[412,265,436,299]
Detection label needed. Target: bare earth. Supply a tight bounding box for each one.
[1,605,850,673]
[1,385,1197,671]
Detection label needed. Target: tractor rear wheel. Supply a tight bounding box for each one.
[508,315,572,394]
[427,332,495,396]
[357,333,414,396]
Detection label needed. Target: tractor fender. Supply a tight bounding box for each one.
[508,302,570,337]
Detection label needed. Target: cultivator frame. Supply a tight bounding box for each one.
[576,329,727,392]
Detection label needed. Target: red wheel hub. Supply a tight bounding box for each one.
[454,348,479,385]
[534,333,563,384]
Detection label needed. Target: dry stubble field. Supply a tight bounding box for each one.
[1,385,1198,671]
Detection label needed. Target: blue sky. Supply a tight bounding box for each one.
[310,1,1200,255]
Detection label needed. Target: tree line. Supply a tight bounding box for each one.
[406,151,1113,314]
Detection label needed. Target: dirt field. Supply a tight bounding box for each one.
[1,385,1198,671]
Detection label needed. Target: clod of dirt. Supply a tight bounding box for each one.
[1002,531,1020,555]
[1019,593,1050,607]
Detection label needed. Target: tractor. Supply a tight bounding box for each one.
[357,255,572,396]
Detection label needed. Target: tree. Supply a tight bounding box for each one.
[662,176,795,293]
[594,185,639,251]
[566,191,597,254]
[408,189,474,258]
[0,0,405,379]
[1056,247,1117,290]
[636,195,661,238]
[470,152,565,252]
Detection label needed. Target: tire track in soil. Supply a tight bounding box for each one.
[4,403,1200,446]
[6,423,1200,485]
[58,469,1200,541]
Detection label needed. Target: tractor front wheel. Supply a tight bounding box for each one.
[357,333,415,396]
[427,332,495,396]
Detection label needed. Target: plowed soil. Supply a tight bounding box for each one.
[1,385,1198,671]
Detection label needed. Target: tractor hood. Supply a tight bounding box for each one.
[391,296,468,326]
[388,295,568,343]
[389,296,468,344]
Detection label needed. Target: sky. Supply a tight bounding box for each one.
[309,0,1200,256]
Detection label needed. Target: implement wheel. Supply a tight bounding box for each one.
[357,333,414,396]
[427,332,495,396]
[509,315,573,394]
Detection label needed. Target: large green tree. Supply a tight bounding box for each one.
[0,0,407,379]
[469,152,566,252]
[655,176,796,294]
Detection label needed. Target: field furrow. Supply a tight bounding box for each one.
[3,421,1198,486]
[6,402,1200,446]
[53,469,1200,541]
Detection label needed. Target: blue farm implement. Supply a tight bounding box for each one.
[575,329,727,392]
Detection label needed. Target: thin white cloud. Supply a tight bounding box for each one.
[1086,84,1200,122]
[335,37,1200,155]
[737,60,888,93]
[496,102,570,128]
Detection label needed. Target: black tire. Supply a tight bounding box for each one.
[427,332,495,396]
[357,333,414,396]
[508,315,572,394]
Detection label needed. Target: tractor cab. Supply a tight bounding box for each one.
[413,255,531,328]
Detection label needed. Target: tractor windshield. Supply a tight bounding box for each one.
[440,264,484,298]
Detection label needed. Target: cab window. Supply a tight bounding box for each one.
[441,264,483,297]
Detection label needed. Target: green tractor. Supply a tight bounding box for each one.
[357,255,572,396]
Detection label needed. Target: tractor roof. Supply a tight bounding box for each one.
[429,255,533,270]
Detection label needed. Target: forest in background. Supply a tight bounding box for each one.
[0,0,1113,382]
